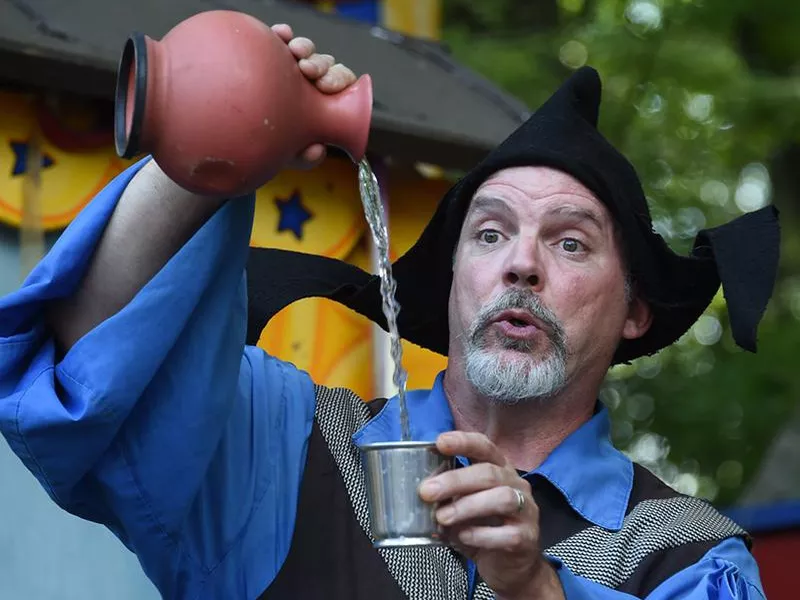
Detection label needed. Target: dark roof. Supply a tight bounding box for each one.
[739,405,800,508]
[723,501,800,535]
[0,0,530,170]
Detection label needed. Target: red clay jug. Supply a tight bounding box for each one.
[114,10,373,196]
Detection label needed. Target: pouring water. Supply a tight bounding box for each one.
[357,158,454,561]
[358,158,411,441]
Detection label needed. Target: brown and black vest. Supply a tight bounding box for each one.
[260,386,749,599]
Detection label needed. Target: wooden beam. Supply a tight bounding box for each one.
[19,111,44,280]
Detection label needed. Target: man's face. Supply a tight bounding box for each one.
[448,166,649,403]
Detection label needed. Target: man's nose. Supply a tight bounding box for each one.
[503,238,543,291]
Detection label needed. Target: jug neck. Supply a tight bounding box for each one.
[114,33,166,158]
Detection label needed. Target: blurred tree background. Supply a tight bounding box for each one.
[439,0,800,507]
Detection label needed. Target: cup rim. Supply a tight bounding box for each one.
[359,440,438,451]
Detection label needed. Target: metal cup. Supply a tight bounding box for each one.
[361,440,454,548]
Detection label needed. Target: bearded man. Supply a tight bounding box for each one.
[0,24,779,600]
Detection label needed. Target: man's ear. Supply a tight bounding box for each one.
[622,294,652,341]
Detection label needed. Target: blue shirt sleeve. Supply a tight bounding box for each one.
[0,160,317,599]
[547,538,765,599]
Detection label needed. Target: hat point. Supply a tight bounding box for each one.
[543,65,602,127]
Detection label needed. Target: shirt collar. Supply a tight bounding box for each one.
[352,372,455,446]
[353,371,632,531]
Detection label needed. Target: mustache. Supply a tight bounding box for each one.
[468,288,566,348]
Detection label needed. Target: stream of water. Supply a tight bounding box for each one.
[357,158,411,441]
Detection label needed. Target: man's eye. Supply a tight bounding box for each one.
[479,230,500,244]
[560,238,584,253]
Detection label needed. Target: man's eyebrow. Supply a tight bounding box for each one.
[546,205,606,232]
[467,195,515,219]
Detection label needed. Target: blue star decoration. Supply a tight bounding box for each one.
[275,190,313,240]
[9,140,55,176]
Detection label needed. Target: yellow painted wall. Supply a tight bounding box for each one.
[0,90,448,397]
[307,0,442,39]
[0,92,131,229]
[383,0,441,40]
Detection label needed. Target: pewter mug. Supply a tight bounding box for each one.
[361,441,454,548]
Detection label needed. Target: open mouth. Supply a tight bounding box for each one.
[507,317,531,327]
[493,309,540,329]
[488,310,545,341]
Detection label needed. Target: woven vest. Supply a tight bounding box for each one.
[260,386,749,599]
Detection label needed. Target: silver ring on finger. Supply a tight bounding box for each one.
[513,487,526,514]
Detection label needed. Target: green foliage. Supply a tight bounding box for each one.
[442,0,800,506]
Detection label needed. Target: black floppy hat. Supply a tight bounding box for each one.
[246,66,780,365]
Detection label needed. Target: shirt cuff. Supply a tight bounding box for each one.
[545,554,598,600]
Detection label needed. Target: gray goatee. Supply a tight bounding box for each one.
[464,288,568,404]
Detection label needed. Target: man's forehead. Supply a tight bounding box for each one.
[462,165,616,237]
[474,165,598,200]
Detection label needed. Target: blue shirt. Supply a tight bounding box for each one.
[0,161,765,599]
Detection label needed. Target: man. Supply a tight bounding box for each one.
[0,23,780,600]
